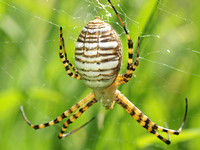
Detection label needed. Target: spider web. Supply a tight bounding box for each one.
[0,0,200,149]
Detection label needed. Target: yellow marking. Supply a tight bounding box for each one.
[66,70,71,74]
[116,75,123,80]
[139,121,146,126]
[64,111,70,116]
[141,114,148,121]
[167,130,175,134]
[157,127,164,131]
[59,133,63,138]
[71,105,79,112]
[64,118,72,128]
[62,127,66,132]
[128,58,132,65]
[81,107,86,112]
[148,121,155,127]
[133,65,137,69]
[134,108,142,116]
[30,125,34,128]
[126,34,130,40]
[76,111,82,117]
[128,48,133,53]
[39,124,45,128]
[85,105,90,110]
[155,132,159,137]
[72,74,77,78]
[157,128,174,134]
[147,127,153,132]
[49,121,55,126]
[127,109,132,114]
[133,114,139,120]
[109,101,115,109]
[80,97,91,105]
[70,117,76,122]
[126,70,133,75]
[128,51,132,55]
[62,121,69,128]
[57,116,62,122]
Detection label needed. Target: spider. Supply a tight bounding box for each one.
[20,0,188,145]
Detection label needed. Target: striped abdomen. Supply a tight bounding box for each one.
[75,16,122,89]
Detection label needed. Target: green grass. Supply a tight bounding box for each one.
[0,0,200,149]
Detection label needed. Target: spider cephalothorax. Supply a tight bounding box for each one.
[21,0,188,145]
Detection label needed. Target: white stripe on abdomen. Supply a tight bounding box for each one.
[75,17,122,89]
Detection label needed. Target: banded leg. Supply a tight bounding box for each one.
[115,91,188,145]
[58,98,98,138]
[60,26,80,79]
[108,0,140,85]
[116,37,140,85]
[20,92,94,129]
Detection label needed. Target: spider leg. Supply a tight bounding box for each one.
[150,98,188,134]
[60,26,81,79]
[60,117,95,137]
[108,0,139,85]
[116,37,140,85]
[164,122,171,143]
[20,92,94,129]
[58,98,98,139]
[115,91,188,144]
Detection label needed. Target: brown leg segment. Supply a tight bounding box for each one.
[115,92,188,144]
[20,93,94,130]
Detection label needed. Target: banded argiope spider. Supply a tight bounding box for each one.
[21,0,188,145]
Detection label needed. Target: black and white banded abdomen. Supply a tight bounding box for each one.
[75,16,122,89]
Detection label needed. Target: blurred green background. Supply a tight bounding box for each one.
[0,0,200,149]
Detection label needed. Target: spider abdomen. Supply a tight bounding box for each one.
[75,17,122,89]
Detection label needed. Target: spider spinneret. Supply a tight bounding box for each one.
[21,0,188,145]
